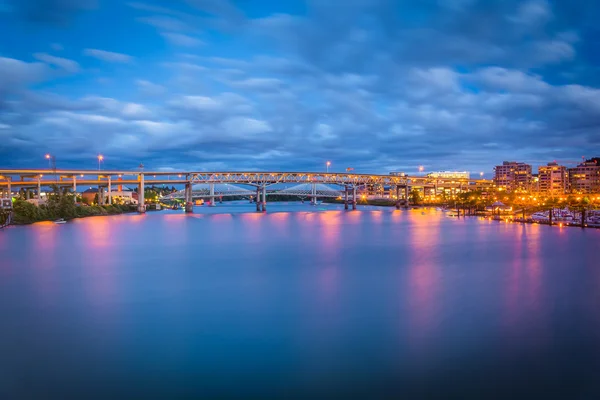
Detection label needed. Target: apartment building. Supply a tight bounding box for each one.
[568,160,600,194]
[494,161,532,192]
[538,162,568,194]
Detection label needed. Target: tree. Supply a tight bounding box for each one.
[409,189,421,205]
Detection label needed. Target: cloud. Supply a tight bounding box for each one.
[228,78,283,92]
[509,0,552,26]
[137,15,191,31]
[33,52,80,73]
[221,117,272,136]
[136,79,166,96]
[8,0,97,25]
[161,32,204,47]
[3,0,600,172]
[0,57,48,92]
[82,49,133,63]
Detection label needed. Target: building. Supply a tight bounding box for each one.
[103,187,138,205]
[538,162,568,194]
[494,161,532,192]
[81,188,99,205]
[427,171,470,179]
[568,159,600,194]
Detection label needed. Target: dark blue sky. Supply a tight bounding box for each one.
[1,0,599,175]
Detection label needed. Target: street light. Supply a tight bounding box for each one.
[419,166,424,176]
[326,161,331,173]
[97,154,104,170]
[480,172,484,178]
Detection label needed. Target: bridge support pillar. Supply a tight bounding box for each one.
[7,178,11,199]
[138,174,146,213]
[352,186,357,210]
[404,186,409,208]
[184,182,193,213]
[99,187,105,206]
[256,187,261,212]
[261,186,267,212]
[72,176,77,203]
[107,177,112,205]
[209,183,215,206]
[37,176,41,201]
[344,186,349,210]
[311,183,317,205]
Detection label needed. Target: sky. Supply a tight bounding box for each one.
[0,0,599,175]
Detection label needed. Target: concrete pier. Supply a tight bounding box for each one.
[138,173,146,213]
[261,186,267,212]
[256,187,261,212]
[209,183,215,206]
[37,176,41,201]
[344,186,349,210]
[72,176,77,203]
[107,177,112,205]
[184,181,193,213]
[352,186,357,210]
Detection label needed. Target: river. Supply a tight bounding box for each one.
[1,202,599,398]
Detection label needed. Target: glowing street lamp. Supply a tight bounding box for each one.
[45,154,52,169]
[480,172,484,178]
[326,161,331,173]
[97,154,104,170]
[418,166,424,176]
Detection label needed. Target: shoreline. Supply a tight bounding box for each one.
[5,201,600,230]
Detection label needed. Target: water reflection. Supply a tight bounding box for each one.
[1,204,600,398]
[406,211,442,354]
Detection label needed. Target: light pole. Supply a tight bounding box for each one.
[480,172,484,179]
[326,161,331,173]
[97,154,104,171]
[419,166,424,176]
[45,154,51,169]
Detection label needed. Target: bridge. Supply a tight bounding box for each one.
[0,169,494,212]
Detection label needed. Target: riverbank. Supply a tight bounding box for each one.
[483,215,600,229]
[10,198,137,225]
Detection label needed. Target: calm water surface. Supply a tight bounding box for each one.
[1,202,600,398]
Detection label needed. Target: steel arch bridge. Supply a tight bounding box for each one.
[272,183,344,198]
[161,183,255,200]
[188,172,408,187]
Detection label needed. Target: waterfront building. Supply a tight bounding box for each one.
[427,171,470,179]
[538,162,568,195]
[493,161,532,192]
[568,159,600,194]
[104,187,138,205]
[82,188,99,205]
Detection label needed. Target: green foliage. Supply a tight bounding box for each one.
[12,200,42,224]
[11,191,134,224]
[409,189,422,205]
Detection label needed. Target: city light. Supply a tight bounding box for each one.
[97,154,104,171]
[44,154,52,169]
[326,161,331,173]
